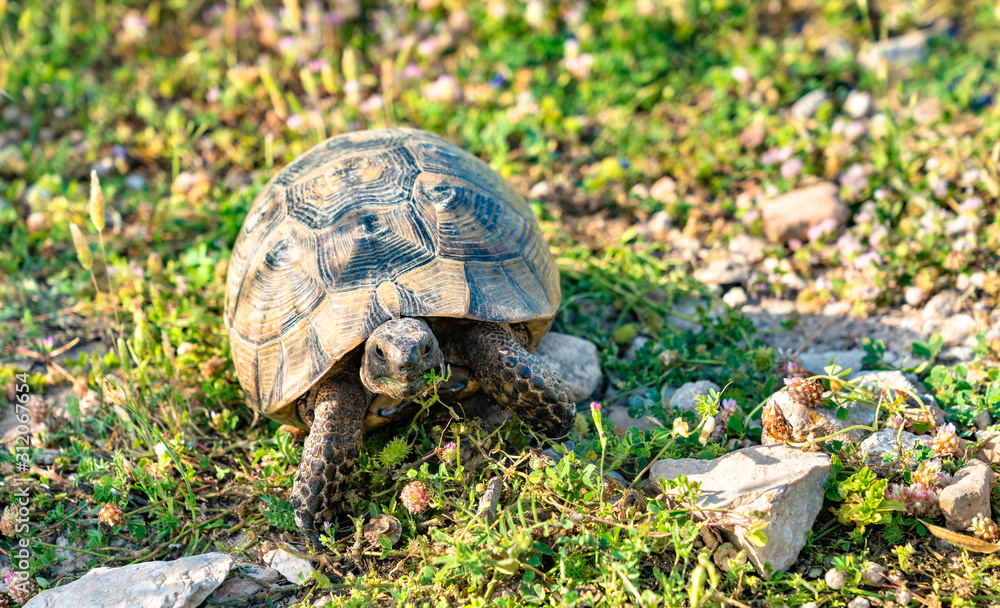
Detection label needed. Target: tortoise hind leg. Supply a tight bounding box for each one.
[461,322,575,437]
[290,372,368,546]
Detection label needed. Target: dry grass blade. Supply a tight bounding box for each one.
[921,520,1000,554]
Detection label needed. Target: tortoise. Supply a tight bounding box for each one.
[224,128,576,543]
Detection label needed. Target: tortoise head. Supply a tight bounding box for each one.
[360,318,444,401]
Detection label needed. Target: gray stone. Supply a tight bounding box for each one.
[608,405,661,436]
[24,552,233,608]
[264,548,313,586]
[858,430,929,475]
[923,291,958,319]
[971,410,991,430]
[780,272,808,292]
[939,460,996,531]
[762,390,876,446]
[939,314,978,346]
[843,90,872,118]
[762,182,850,244]
[90,156,115,177]
[974,429,1000,465]
[790,90,829,120]
[646,211,673,241]
[727,234,767,263]
[623,336,653,363]
[858,30,930,70]
[124,174,147,191]
[694,258,750,286]
[648,444,831,577]
[667,381,721,414]
[666,297,724,332]
[852,370,944,428]
[825,38,852,61]
[241,566,282,584]
[209,577,268,603]
[797,349,866,378]
[533,333,602,402]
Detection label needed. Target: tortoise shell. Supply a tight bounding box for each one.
[224,129,560,428]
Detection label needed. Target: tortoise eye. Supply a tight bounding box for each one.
[375,345,385,360]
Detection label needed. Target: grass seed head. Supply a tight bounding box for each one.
[70,223,92,270]
[89,170,106,232]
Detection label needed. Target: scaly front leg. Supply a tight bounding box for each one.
[290,371,368,547]
[460,322,576,437]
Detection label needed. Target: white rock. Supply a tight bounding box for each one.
[790,90,829,120]
[695,258,750,286]
[780,272,808,292]
[858,430,929,475]
[858,30,931,70]
[528,181,551,199]
[825,568,847,590]
[648,444,831,577]
[763,390,876,446]
[650,177,677,203]
[938,460,996,531]
[843,90,872,118]
[723,287,748,309]
[667,380,721,414]
[728,234,767,264]
[264,548,314,586]
[24,553,233,608]
[862,562,885,585]
[922,291,958,319]
[533,333,602,402]
[939,314,978,346]
[762,182,850,244]
[646,210,673,241]
[847,597,871,608]
[904,286,927,307]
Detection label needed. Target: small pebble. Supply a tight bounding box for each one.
[844,90,872,118]
[862,562,884,585]
[904,286,926,307]
[825,567,846,590]
[791,89,828,120]
[124,174,147,190]
[895,588,913,605]
[650,177,677,203]
[723,287,748,309]
[847,598,870,608]
[800,603,819,608]
[91,156,115,177]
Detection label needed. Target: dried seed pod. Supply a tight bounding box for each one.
[784,377,825,409]
[762,399,793,442]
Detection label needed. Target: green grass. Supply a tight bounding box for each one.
[1,0,999,606]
